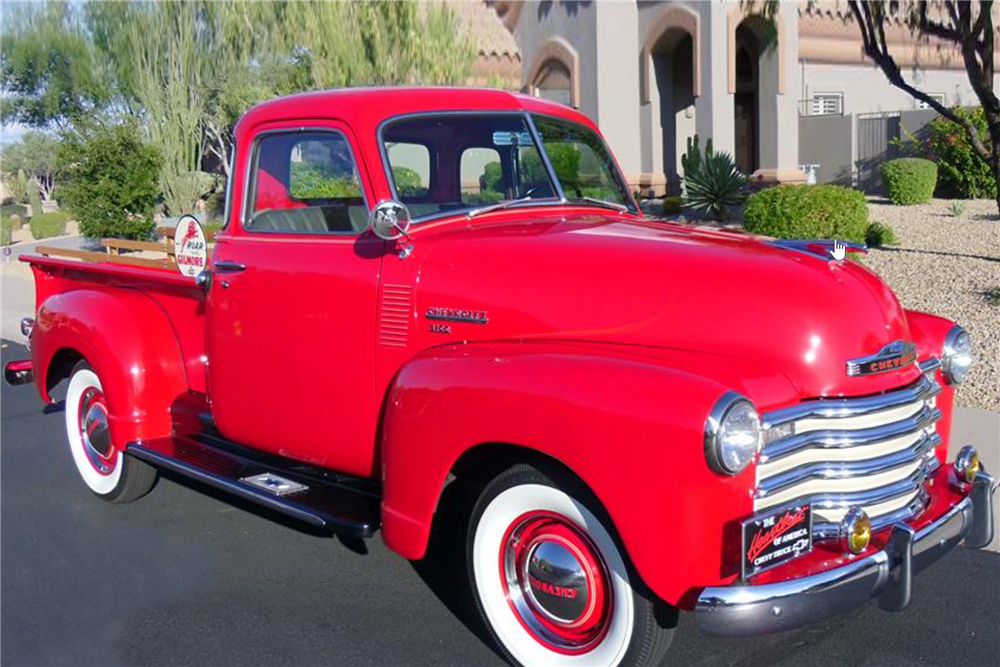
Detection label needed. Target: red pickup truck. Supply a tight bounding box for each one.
[7,88,995,667]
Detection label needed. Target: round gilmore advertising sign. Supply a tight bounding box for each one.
[174,215,208,278]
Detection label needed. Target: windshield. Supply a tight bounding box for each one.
[381,112,636,222]
[381,114,558,221]
[530,114,636,213]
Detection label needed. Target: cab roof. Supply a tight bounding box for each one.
[236,87,597,135]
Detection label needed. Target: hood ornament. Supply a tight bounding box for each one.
[846,340,917,376]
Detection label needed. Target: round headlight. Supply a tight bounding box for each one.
[704,392,761,475]
[942,325,973,385]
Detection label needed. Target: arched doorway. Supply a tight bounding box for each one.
[651,30,696,194]
[734,24,760,174]
[532,59,573,107]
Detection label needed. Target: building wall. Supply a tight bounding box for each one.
[515,1,599,119]
[801,63,998,115]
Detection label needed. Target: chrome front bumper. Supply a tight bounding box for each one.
[695,472,995,636]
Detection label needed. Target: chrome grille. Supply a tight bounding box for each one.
[756,359,942,540]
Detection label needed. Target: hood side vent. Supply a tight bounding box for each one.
[378,284,413,348]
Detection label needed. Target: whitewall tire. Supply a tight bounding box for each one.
[64,361,157,503]
[467,464,675,667]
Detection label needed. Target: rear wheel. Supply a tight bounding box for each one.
[467,464,675,667]
[64,361,157,503]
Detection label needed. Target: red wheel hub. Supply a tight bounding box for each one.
[78,387,115,475]
[499,511,612,654]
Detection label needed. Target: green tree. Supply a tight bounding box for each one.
[1,131,61,203]
[0,2,113,128]
[57,122,162,240]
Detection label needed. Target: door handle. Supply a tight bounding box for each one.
[214,260,247,274]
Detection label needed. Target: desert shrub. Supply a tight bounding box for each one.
[865,221,898,247]
[203,221,223,239]
[1,203,29,220]
[289,163,360,199]
[29,210,70,239]
[57,123,161,240]
[948,200,965,217]
[205,191,226,222]
[879,158,937,205]
[744,184,868,243]
[1,217,12,245]
[923,107,996,199]
[662,196,683,215]
[169,171,217,215]
[681,135,747,219]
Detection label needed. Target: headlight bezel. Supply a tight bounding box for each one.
[704,391,762,475]
[942,325,973,385]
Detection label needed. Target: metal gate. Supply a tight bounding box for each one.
[856,112,901,193]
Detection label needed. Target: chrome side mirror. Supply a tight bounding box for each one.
[369,200,412,241]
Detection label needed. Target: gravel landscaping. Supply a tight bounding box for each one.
[862,197,999,412]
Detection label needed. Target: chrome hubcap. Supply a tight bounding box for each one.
[79,388,113,474]
[500,512,612,653]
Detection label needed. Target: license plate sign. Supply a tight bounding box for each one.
[742,504,812,578]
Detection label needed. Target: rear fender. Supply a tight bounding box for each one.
[380,341,780,605]
[32,288,188,445]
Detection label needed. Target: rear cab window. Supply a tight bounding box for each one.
[245,130,368,234]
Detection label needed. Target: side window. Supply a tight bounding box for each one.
[385,142,430,199]
[246,131,367,234]
[460,147,503,205]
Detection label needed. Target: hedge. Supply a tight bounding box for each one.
[879,158,937,205]
[744,185,868,244]
[29,211,71,239]
[1,217,12,245]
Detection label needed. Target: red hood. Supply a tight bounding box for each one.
[410,211,923,400]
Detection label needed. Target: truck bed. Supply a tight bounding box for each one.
[24,254,209,393]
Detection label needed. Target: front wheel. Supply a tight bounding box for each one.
[64,361,157,503]
[467,464,675,667]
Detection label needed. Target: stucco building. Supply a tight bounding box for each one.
[484,0,997,195]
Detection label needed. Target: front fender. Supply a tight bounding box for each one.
[380,341,797,605]
[33,288,188,446]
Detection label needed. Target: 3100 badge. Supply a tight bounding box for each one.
[741,504,812,578]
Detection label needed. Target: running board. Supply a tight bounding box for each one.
[128,434,381,537]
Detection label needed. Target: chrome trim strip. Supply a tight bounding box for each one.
[757,433,940,497]
[761,406,941,462]
[760,466,929,514]
[695,494,977,636]
[918,357,941,374]
[762,374,940,429]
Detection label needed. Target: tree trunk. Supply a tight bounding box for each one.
[994,156,1000,218]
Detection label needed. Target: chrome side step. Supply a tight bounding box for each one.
[128,434,380,537]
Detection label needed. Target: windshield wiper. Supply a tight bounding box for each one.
[568,196,629,213]
[466,195,534,218]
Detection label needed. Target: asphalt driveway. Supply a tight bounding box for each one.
[2,340,998,667]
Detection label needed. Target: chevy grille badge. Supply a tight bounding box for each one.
[846,340,918,377]
[426,307,489,325]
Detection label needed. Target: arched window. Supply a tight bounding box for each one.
[532,59,573,107]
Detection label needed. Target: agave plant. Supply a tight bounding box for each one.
[681,136,748,220]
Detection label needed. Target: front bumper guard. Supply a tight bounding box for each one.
[695,472,995,636]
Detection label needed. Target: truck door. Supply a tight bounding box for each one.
[206,121,385,476]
